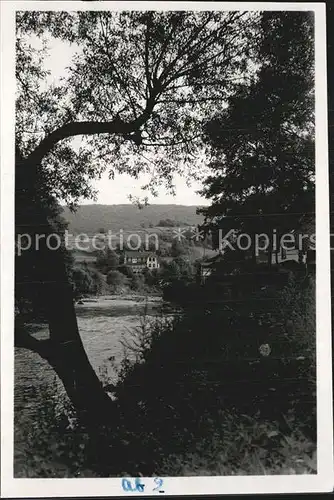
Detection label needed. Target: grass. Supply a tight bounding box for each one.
[159,416,317,476]
[14,382,316,477]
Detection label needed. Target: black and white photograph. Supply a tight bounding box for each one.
[0,1,332,497]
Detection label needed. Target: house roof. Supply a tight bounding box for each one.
[160,256,174,263]
[124,251,156,258]
[200,252,224,267]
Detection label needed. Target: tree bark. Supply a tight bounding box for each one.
[15,318,115,426]
[45,278,115,424]
[24,94,157,167]
[16,246,116,425]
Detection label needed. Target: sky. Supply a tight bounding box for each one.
[38,34,210,206]
[85,172,208,206]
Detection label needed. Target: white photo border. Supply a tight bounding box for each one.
[1,1,333,497]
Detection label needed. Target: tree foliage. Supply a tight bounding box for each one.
[170,239,187,257]
[159,256,195,286]
[106,269,127,291]
[70,265,106,298]
[200,12,315,255]
[16,10,259,206]
[96,248,120,273]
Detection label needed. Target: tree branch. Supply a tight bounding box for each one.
[142,133,201,147]
[144,14,152,95]
[20,83,158,168]
[15,328,53,359]
[24,118,131,166]
[151,15,183,82]
[99,22,139,120]
[157,97,226,105]
[18,12,248,170]
[158,13,214,84]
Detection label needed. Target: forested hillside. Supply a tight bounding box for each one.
[61,204,204,233]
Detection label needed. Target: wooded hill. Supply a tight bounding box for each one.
[61,204,205,234]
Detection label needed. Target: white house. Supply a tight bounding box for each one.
[123,251,160,273]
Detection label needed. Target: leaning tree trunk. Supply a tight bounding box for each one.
[15,157,114,425]
[16,299,115,426]
[16,276,115,425]
[14,98,159,424]
[43,257,115,425]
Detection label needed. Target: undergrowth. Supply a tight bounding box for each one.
[15,272,316,477]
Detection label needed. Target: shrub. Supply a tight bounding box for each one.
[276,274,315,380]
[16,376,316,478]
[106,270,127,292]
[170,239,186,257]
[118,264,135,278]
[114,271,316,447]
[96,248,119,274]
[71,265,106,298]
[158,219,177,227]
[130,274,145,291]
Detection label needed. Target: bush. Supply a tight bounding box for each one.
[109,274,316,473]
[276,274,315,379]
[15,379,316,478]
[114,271,316,450]
[170,239,186,257]
[130,274,145,291]
[118,264,135,278]
[106,270,127,292]
[158,412,316,476]
[14,380,105,478]
[142,268,160,287]
[71,265,106,298]
[158,258,195,288]
[96,248,119,274]
[158,219,177,227]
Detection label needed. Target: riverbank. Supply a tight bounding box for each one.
[77,292,162,302]
[14,294,163,476]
